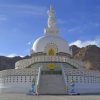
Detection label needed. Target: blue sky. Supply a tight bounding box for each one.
[0,0,100,57]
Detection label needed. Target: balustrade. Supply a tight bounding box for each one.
[15,55,84,69]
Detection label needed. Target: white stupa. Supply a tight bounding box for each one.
[31,6,72,55]
[0,6,100,95]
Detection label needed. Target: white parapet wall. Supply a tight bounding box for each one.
[15,55,85,69]
[62,67,100,94]
[0,67,39,94]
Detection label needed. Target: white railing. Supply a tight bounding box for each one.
[61,65,68,93]
[15,55,84,69]
[36,67,41,95]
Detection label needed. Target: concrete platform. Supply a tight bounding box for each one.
[0,93,100,100]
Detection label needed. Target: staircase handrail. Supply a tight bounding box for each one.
[61,65,67,93]
[36,67,41,95]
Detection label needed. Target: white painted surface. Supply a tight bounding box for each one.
[39,75,66,94]
[32,35,71,55]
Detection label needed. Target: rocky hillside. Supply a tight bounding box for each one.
[0,45,100,71]
[0,56,30,71]
[0,56,22,71]
[71,45,100,70]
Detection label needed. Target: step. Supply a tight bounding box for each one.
[39,74,67,94]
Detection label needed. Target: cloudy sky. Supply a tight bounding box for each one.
[0,0,100,57]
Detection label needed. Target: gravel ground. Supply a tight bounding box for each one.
[0,94,100,100]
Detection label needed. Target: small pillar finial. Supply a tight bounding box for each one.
[44,5,59,36]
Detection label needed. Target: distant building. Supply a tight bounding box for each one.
[0,6,100,95]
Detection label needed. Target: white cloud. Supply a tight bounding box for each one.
[27,41,32,45]
[68,28,77,32]
[57,19,66,24]
[94,23,100,27]
[7,54,24,58]
[67,27,82,33]
[70,37,100,48]
[0,4,47,16]
[0,15,7,21]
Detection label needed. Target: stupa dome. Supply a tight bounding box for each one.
[30,6,72,55]
[32,35,71,55]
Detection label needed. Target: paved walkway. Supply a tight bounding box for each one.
[0,94,100,100]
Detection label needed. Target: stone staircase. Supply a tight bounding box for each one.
[39,74,67,95]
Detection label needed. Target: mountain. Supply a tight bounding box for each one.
[0,56,30,71]
[71,45,100,70]
[0,45,100,71]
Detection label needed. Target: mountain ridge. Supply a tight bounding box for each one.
[71,45,100,70]
[0,45,100,71]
